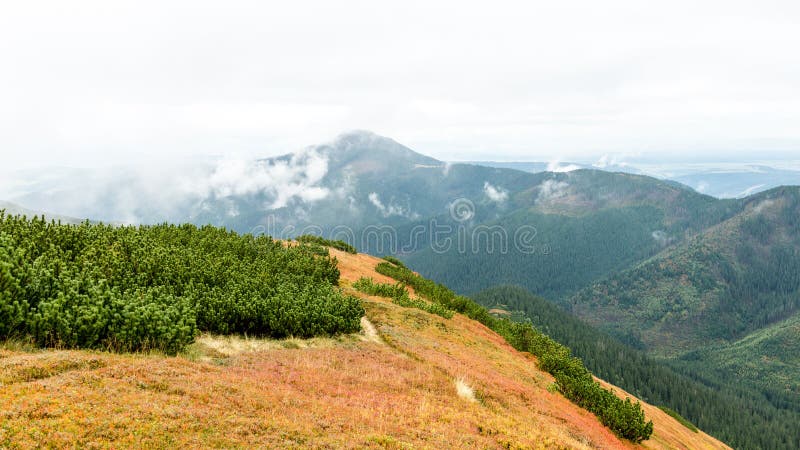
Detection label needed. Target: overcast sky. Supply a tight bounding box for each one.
[2,0,800,169]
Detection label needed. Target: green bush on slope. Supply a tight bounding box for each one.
[381,255,407,269]
[352,277,453,319]
[296,234,358,254]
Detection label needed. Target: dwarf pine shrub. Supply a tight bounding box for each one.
[0,213,364,354]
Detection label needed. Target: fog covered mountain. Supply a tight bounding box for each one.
[5,131,799,230]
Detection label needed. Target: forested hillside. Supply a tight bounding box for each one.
[570,187,800,350]
[672,313,800,411]
[567,187,800,404]
[473,285,800,450]
[406,205,670,299]
[405,171,740,299]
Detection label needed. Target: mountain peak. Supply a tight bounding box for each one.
[332,129,386,145]
[320,131,441,167]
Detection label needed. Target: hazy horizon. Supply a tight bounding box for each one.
[4,128,800,170]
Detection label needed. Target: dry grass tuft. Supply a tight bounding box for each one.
[0,352,106,385]
[455,377,477,403]
[186,333,361,361]
[360,317,382,344]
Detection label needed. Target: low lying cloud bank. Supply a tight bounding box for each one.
[367,192,418,219]
[483,182,508,203]
[547,160,582,173]
[651,230,674,247]
[194,149,330,209]
[537,179,570,202]
[1,149,333,224]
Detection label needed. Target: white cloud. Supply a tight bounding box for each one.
[483,182,508,202]
[651,230,674,247]
[442,162,454,176]
[537,179,570,202]
[368,192,414,218]
[594,154,625,169]
[0,150,332,223]
[193,149,331,209]
[546,160,582,173]
[737,184,767,198]
[751,199,776,214]
[332,170,360,212]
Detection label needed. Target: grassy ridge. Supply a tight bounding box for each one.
[373,261,653,443]
[0,213,363,354]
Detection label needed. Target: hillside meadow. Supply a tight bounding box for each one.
[1,244,728,449]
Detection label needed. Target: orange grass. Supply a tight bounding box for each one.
[0,250,730,449]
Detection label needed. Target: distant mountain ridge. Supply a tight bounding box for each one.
[189,131,542,234]
[0,200,84,224]
[466,160,644,175]
[468,160,800,199]
[569,186,800,349]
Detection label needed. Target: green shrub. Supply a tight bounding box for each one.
[0,213,364,354]
[352,277,453,319]
[296,234,357,254]
[352,277,407,298]
[381,256,407,269]
[0,232,27,337]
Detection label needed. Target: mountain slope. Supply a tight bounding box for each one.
[196,131,542,233]
[469,161,800,199]
[182,132,741,304]
[675,312,800,405]
[473,285,800,450]
[569,186,800,352]
[0,247,728,449]
[404,169,741,299]
[567,186,800,410]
